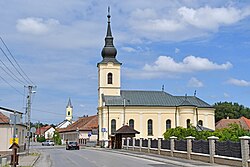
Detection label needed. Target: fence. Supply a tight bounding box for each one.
[122,136,250,167]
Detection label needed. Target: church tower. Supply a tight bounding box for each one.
[97,7,121,108]
[66,98,73,121]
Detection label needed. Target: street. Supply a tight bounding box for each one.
[31,143,226,167]
[35,147,177,167]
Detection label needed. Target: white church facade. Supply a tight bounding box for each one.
[97,11,215,147]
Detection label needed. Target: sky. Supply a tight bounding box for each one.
[0,0,250,124]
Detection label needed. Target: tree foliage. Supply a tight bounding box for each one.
[53,131,62,145]
[164,124,250,142]
[214,102,250,122]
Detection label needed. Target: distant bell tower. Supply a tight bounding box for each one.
[66,98,73,121]
[97,7,122,108]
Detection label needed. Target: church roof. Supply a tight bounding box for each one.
[103,90,212,108]
[67,98,73,108]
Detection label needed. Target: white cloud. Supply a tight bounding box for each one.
[16,17,59,35]
[178,6,246,31]
[144,55,232,73]
[121,46,136,52]
[128,6,250,41]
[227,78,250,86]
[188,77,203,87]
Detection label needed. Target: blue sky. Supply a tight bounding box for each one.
[0,0,250,124]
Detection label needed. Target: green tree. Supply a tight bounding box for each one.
[53,131,62,145]
[214,102,250,122]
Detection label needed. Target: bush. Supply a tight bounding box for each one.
[163,123,250,141]
[53,131,62,145]
[37,136,46,142]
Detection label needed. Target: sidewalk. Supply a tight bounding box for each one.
[18,151,40,167]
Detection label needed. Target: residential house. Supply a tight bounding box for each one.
[216,116,250,130]
[35,125,55,140]
[58,115,98,145]
[0,107,27,154]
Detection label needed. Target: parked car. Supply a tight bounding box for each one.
[66,141,79,150]
[42,140,55,146]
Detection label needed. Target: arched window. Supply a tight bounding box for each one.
[198,120,203,126]
[148,119,153,136]
[111,119,116,134]
[186,119,191,128]
[107,73,113,84]
[68,111,70,116]
[129,119,134,129]
[166,119,171,130]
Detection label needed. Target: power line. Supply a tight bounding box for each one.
[0,58,26,85]
[0,47,30,85]
[0,75,24,96]
[0,37,35,85]
[0,64,25,85]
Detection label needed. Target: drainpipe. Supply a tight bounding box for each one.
[175,106,177,127]
[196,107,198,126]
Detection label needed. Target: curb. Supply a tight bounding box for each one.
[31,153,40,166]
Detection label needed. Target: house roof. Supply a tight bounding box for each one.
[35,126,52,135]
[103,90,211,108]
[215,116,250,130]
[58,115,98,133]
[114,125,140,134]
[0,112,9,123]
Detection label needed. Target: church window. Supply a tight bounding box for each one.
[129,119,134,129]
[148,119,153,136]
[107,73,113,84]
[198,120,203,126]
[166,119,171,130]
[186,119,191,128]
[111,119,116,134]
[68,111,70,116]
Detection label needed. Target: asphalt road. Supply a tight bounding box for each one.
[34,146,179,167]
[32,144,227,167]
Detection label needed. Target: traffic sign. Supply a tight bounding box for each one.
[30,127,36,133]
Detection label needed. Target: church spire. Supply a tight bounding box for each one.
[98,7,121,65]
[67,98,73,108]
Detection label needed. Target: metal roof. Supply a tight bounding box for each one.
[103,90,212,108]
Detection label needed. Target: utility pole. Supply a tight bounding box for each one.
[26,85,35,154]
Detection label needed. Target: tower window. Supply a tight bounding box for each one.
[148,119,153,136]
[187,119,191,128]
[166,119,171,130]
[198,120,203,126]
[129,119,134,129]
[107,73,113,84]
[111,119,116,134]
[68,111,70,116]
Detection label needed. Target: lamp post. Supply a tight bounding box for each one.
[123,98,130,126]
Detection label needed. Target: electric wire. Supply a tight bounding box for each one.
[0,37,35,85]
[0,64,25,85]
[0,58,26,85]
[0,75,24,96]
[0,46,30,85]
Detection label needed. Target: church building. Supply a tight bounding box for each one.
[56,98,73,129]
[97,10,215,147]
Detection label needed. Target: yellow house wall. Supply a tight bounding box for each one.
[0,125,26,152]
[98,106,215,140]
